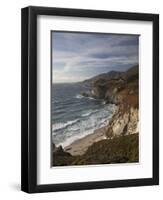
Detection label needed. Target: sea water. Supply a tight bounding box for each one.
[52,83,116,147]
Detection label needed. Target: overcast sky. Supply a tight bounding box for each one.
[52,31,139,83]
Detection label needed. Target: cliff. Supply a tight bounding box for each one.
[52,65,139,166]
[84,65,139,138]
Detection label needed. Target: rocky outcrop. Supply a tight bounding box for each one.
[105,106,138,138]
[83,65,139,137]
[52,65,139,166]
[53,144,72,157]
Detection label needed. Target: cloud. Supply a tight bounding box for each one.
[52,31,139,83]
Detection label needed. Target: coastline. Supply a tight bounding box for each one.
[52,65,139,166]
[64,125,108,156]
[63,105,119,156]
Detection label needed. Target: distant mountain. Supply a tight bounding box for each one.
[81,65,139,105]
[83,71,124,86]
[83,65,138,86]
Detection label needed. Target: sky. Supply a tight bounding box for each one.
[52,31,139,83]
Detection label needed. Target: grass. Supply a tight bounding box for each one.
[53,67,139,166]
[53,133,139,166]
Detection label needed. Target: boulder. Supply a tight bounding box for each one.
[53,145,72,157]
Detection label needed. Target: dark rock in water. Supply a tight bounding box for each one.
[81,91,90,97]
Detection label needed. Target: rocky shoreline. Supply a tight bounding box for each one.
[53,65,139,166]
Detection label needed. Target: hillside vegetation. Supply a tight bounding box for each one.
[53,134,139,166]
[53,65,139,166]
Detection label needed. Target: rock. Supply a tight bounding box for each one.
[127,107,139,135]
[91,85,106,99]
[105,106,138,138]
[53,145,72,157]
[81,65,139,139]
[81,91,90,97]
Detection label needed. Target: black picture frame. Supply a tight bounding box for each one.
[21,6,159,193]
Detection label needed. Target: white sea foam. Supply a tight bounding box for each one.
[76,94,96,100]
[81,109,98,117]
[75,94,83,99]
[56,128,96,148]
[101,100,106,105]
[88,96,96,100]
[52,119,79,131]
[81,112,92,117]
[53,104,117,147]
[56,117,110,148]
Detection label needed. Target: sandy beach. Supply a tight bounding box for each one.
[64,125,108,156]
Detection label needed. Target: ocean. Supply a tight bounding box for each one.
[52,83,116,147]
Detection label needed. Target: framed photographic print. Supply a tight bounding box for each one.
[21,6,159,193]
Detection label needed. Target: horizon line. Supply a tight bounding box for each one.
[52,64,138,84]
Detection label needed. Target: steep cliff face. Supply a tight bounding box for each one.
[53,65,139,166]
[106,106,138,138]
[85,65,139,138]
